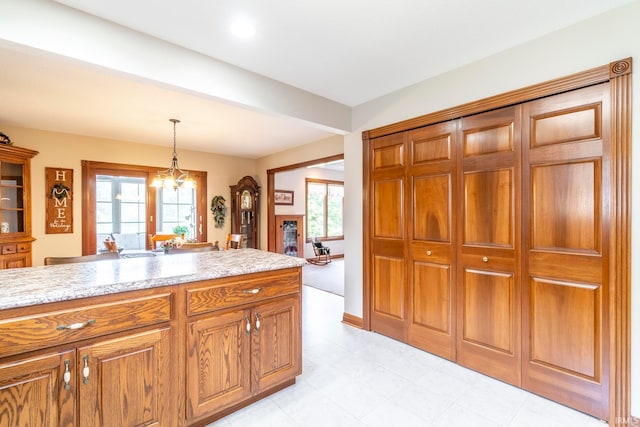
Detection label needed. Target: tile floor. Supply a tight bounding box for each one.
[208,286,605,427]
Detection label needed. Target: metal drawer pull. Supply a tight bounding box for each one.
[254,313,261,333]
[82,355,90,384]
[245,316,251,335]
[63,360,71,390]
[482,256,489,263]
[426,250,432,256]
[243,288,262,295]
[57,319,96,331]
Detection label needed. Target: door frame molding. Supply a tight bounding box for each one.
[362,58,632,425]
[266,154,344,252]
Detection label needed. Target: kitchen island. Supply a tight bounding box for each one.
[0,249,305,426]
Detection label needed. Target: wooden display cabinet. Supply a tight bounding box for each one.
[229,176,260,249]
[275,215,304,257]
[0,144,38,269]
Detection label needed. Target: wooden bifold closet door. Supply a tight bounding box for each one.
[456,106,522,387]
[366,81,612,421]
[521,83,610,420]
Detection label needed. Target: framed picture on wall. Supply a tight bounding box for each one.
[274,190,294,205]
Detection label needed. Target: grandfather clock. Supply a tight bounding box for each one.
[229,176,259,249]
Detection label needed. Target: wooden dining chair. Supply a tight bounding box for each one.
[148,233,177,249]
[225,234,243,249]
[44,252,120,265]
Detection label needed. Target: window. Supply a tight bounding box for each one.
[82,161,207,254]
[306,179,343,240]
[96,175,147,249]
[157,186,197,239]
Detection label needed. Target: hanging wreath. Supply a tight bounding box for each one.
[49,183,71,201]
[210,195,226,228]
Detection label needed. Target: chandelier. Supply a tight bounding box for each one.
[151,119,195,190]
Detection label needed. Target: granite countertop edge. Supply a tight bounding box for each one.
[0,249,306,311]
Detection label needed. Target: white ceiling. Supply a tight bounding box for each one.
[0,0,634,158]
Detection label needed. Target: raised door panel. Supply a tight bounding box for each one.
[521,83,609,420]
[461,269,514,354]
[251,295,301,393]
[413,175,450,242]
[369,133,408,341]
[457,106,521,386]
[0,350,75,427]
[531,161,600,252]
[372,255,405,322]
[412,262,450,334]
[529,278,600,378]
[407,121,457,360]
[463,169,513,248]
[0,252,30,269]
[186,309,251,420]
[373,179,404,239]
[78,327,172,427]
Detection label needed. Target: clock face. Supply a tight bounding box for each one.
[241,190,252,209]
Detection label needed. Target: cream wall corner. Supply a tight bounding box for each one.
[3,125,255,265]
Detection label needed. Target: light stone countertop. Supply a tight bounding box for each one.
[0,249,306,311]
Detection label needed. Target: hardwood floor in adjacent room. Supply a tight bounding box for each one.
[207,286,603,426]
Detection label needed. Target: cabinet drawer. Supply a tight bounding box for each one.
[0,293,172,358]
[187,269,300,316]
[17,243,30,253]
[1,244,16,255]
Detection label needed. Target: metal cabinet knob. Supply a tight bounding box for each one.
[482,256,489,263]
[426,250,432,256]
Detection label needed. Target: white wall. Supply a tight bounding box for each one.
[255,134,344,250]
[274,167,344,258]
[344,0,640,415]
[2,125,255,264]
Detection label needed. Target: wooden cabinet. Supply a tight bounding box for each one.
[185,269,301,424]
[0,144,38,269]
[275,215,304,257]
[0,350,76,426]
[230,176,260,249]
[0,288,175,427]
[78,327,172,426]
[364,82,614,419]
[0,261,303,426]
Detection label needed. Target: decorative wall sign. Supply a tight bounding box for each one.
[45,167,73,234]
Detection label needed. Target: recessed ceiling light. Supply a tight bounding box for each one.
[230,19,256,38]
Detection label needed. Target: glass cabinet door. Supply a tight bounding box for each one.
[282,220,299,257]
[0,161,25,234]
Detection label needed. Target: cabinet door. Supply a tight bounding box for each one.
[407,121,458,361]
[456,106,522,386]
[77,327,172,427]
[368,132,408,341]
[521,84,610,420]
[251,295,301,393]
[276,216,304,257]
[0,350,75,427]
[0,252,30,269]
[186,309,251,420]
